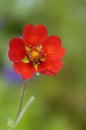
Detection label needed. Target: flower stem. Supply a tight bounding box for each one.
[15,80,27,121]
[15,96,35,126]
[9,80,27,130]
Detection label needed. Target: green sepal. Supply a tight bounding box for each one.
[25,46,30,52]
[34,63,38,71]
[22,56,29,63]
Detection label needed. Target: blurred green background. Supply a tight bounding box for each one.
[0,0,86,130]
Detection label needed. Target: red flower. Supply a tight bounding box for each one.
[8,24,66,80]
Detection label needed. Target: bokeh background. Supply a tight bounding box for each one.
[0,0,86,130]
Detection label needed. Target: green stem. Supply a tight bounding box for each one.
[15,96,35,126]
[9,80,27,130]
[15,80,27,121]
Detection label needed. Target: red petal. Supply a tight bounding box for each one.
[42,36,66,59]
[23,24,34,45]
[23,24,48,46]
[38,36,66,76]
[13,62,36,80]
[8,38,26,62]
[38,59,62,76]
[43,36,61,47]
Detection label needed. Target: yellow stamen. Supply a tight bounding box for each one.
[40,58,45,61]
[36,45,42,51]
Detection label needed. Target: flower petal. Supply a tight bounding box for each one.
[23,24,34,44]
[43,36,62,47]
[8,38,26,62]
[43,36,65,59]
[13,62,36,80]
[39,36,66,76]
[23,24,48,46]
[38,59,62,76]
[42,36,66,59]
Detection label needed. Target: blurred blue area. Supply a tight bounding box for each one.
[0,0,86,130]
[3,66,23,84]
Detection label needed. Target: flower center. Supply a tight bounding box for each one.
[30,51,40,60]
[22,45,46,70]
